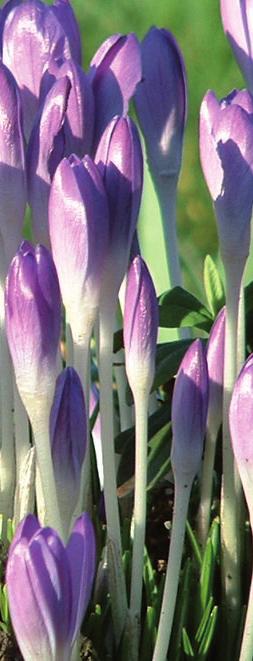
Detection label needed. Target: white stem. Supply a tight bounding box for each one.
[221,257,245,628]
[129,390,149,640]
[152,475,192,661]
[114,349,133,431]
[73,336,91,516]
[26,396,63,539]
[239,562,253,661]
[154,176,182,288]
[237,282,245,373]
[13,380,30,482]
[66,316,74,366]
[198,423,219,546]
[99,299,127,642]
[0,322,15,527]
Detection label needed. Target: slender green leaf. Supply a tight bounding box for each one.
[182,627,194,656]
[209,516,220,559]
[153,340,193,390]
[186,520,202,567]
[159,287,213,331]
[195,596,214,643]
[169,558,193,661]
[200,538,214,610]
[147,423,172,492]
[143,546,157,606]
[140,606,157,661]
[197,606,218,655]
[204,255,225,317]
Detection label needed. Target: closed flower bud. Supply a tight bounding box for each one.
[124,256,158,395]
[200,89,253,262]
[5,241,61,404]
[49,154,109,341]
[6,512,96,661]
[171,339,209,479]
[221,0,253,93]
[207,306,225,433]
[90,33,141,147]
[230,354,253,524]
[135,26,187,178]
[50,367,87,528]
[27,75,71,247]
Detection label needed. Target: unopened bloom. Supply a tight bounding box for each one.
[200,89,253,262]
[220,0,253,93]
[5,241,61,403]
[89,33,141,147]
[95,115,143,297]
[171,339,209,479]
[27,75,71,247]
[49,154,109,341]
[124,256,158,395]
[2,0,81,139]
[50,367,87,528]
[6,512,96,661]
[207,306,225,433]
[135,26,187,178]
[0,60,26,266]
[229,354,253,524]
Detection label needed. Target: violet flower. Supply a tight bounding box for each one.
[200,89,253,263]
[135,26,187,178]
[95,114,143,299]
[6,512,96,661]
[207,306,226,432]
[49,154,109,343]
[171,339,209,479]
[124,255,158,396]
[27,75,71,247]
[2,0,80,140]
[89,33,141,147]
[40,57,94,157]
[0,60,26,267]
[50,367,87,533]
[5,241,61,403]
[220,0,253,93]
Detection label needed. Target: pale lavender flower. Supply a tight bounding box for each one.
[6,512,96,661]
[207,306,225,433]
[220,0,253,93]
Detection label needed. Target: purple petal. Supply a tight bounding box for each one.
[221,0,253,93]
[67,513,96,643]
[51,0,82,65]
[207,307,225,431]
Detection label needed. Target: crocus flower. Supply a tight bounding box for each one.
[89,33,141,147]
[200,89,253,262]
[49,154,109,342]
[2,0,80,139]
[135,26,187,178]
[40,57,94,157]
[50,367,87,530]
[229,354,253,524]
[5,241,61,403]
[207,306,225,433]
[27,75,71,247]
[124,255,158,395]
[0,60,26,267]
[220,0,253,93]
[171,339,209,479]
[95,115,143,298]
[6,512,96,661]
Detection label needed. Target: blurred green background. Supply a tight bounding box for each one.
[72,0,245,298]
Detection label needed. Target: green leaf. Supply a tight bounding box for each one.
[0,585,9,627]
[147,422,172,492]
[153,340,193,390]
[195,596,214,643]
[143,546,158,606]
[140,606,157,661]
[185,520,202,567]
[159,287,213,332]
[197,605,218,655]
[182,627,194,656]
[200,538,214,610]
[203,255,225,317]
[170,558,193,661]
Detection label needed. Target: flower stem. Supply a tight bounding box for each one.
[129,390,149,633]
[239,563,253,661]
[152,476,192,661]
[73,336,91,515]
[198,425,218,546]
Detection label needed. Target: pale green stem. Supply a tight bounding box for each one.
[198,423,219,546]
[114,349,133,431]
[152,475,192,661]
[221,257,245,635]
[73,335,91,516]
[27,397,63,539]
[0,263,15,528]
[239,563,253,661]
[129,389,149,635]
[99,299,128,643]
[66,316,74,366]
[237,283,245,372]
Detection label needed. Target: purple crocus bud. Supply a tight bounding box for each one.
[135,27,187,179]
[89,33,141,148]
[124,256,158,395]
[6,512,96,661]
[0,60,26,267]
[229,354,253,524]
[0,0,21,51]
[27,75,71,247]
[41,57,94,157]
[5,241,61,404]
[50,367,86,530]
[95,115,143,297]
[49,154,109,341]
[50,0,82,66]
[221,0,253,93]
[200,89,253,262]
[2,0,75,140]
[207,306,225,434]
[171,339,209,479]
